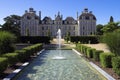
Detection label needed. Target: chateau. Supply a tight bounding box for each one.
[20,8,96,38]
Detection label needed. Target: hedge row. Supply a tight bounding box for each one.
[100,53,115,68]
[112,57,120,76]
[76,43,120,76]
[20,36,50,44]
[0,43,43,75]
[70,36,99,44]
[93,50,104,61]
[76,44,97,59]
[0,57,8,74]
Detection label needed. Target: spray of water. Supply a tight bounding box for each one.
[52,29,65,60]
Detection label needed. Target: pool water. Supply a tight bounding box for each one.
[16,50,106,80]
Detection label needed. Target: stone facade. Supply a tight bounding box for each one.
[20,8,96,38]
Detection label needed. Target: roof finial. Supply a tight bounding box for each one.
[77,11,78,20]
[58,11,60,15]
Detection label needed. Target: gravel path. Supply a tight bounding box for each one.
[83,43,110,52]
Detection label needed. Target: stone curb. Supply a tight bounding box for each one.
[72,49,115,80]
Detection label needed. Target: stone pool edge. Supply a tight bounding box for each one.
[72,49,115,80]
[3,49,45,80]
[3,49,115,80]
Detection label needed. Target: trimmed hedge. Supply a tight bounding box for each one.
[82,46,87,55]
[0,43,43,75]
[1,53,19,66]
[15,50,27,62]
[93,50,104,61]
[100,52,115,68]
[112,57,120,76]
[70,36,99,44]
[76,44,81,52]
[0,57,8,75]
[15,43,43,62]
[87,48,96,58]
[20,36,50,44]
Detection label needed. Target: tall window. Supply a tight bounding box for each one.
[42,27,44,30]
[83,26,85,30]
[73,26,75,30]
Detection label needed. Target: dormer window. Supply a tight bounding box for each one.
[35,16,38,19]
[27,16,31,19]
[85,16,89,20]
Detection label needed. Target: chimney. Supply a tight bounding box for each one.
[39,11,41,20]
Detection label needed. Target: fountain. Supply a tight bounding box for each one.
[52,29,66,59]
[13,30,107,80]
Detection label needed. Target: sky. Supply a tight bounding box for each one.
[0,0,120,25]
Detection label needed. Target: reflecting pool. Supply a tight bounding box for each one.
[16,50,106,80]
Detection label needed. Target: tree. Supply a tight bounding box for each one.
[0,31,16,54]
[102,29,120,56]
[0,24,1,27]
[102,22,119,33]
[96,24,104,35]
[109,16,114,23]
[1,15,21,39]
[65,32,70,43]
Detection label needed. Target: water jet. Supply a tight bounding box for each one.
[52,29,66,60]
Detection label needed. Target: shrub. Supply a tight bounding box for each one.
[81,45,87,55]
[87,48,96,58]
[15,50,27,62]
[20,36,50,44]
[23,47,32,58]
[93,50,104,61]
[102,30,120,56]
[79,44,84,53]
[100,52,115,68]
[15,43,43,62]
[2,53,18,66]
[112,57,120,76]
[70,36,99,44]
[76,43,81,51]
[22,43,43,56]
[0,31,16,54]
[0,57,8,74]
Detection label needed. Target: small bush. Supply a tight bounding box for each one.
[81,46,87,55]
[87,48,96,58]
[0,57,8,74]
[0,31,16,54]
[2,53,18,66]
[76,43,81,52]
[15,50,27,62]
[93,50,104,61]
[112,57,120,76]
[100,52,115,68]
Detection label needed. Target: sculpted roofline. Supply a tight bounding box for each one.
[21,8,96,21]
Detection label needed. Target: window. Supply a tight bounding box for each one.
[73,26,75,30]
[83,32,84,35]
[69,27,71,30]
[27,16,31,19]
[85,16,89,20]
[83,26,85,30]
[42,27,44,30]
[42,32,44,36]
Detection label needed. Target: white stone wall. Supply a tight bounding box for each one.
[20,8,96,37]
